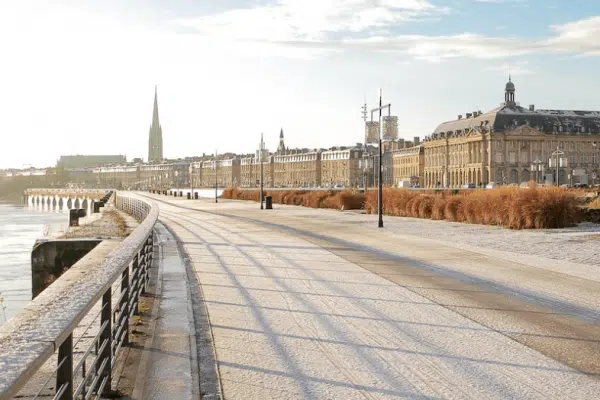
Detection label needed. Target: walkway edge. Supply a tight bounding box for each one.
[162,221,223,400]
[131,228,163,399]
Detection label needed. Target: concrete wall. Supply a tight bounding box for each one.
[31,239,102,299]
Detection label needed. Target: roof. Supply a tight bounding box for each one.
[432,105,600,138]
[57,155,127,169]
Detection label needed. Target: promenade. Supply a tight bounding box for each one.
[140,193,600,399]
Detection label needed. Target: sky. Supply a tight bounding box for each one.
[1,0,600,169]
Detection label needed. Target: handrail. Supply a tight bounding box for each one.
[0,192,158,399]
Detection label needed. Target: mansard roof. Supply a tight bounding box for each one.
[432,105,600,138]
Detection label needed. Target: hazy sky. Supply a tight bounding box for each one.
[1,0,600,168]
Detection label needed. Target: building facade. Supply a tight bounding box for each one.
[392,145,424,186]
[423,79,600,187]
[200,158,240,188]
[321,147,363,187]
[240,155,274,188]
[273,150,322,188]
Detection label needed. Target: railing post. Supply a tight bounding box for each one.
[132,254,140,316]
[56,334,73,400]
[120,266,130,346]
[145,233,154,290]
[99,288,112,394]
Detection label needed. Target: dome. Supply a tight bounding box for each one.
[505,80,515,91]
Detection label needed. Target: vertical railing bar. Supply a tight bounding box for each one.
[55,334,73,400]
[120,265,130,347]
[97,289,112,396]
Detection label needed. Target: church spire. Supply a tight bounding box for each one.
[152,85,160,126]
[277,128,286,153]
[148,85,163,162]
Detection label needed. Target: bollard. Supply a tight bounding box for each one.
[93,201,103,213]
[69,209,87,227]
[265,196,273,210]
[195,192,199,199]
[187,192,191,200]
[179,191,183,197]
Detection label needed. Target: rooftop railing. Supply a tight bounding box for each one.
[0,192,158,399]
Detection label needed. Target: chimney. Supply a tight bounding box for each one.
[413,136,420,146]
[458,115,462,120]
[529,104,535,111]
[473,111,478,118]
[466,113,472,119]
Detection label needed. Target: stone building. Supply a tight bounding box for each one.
[321,147,363,187]
[190,161,202,189]
[423,78,600,187]
[240,155,274,187]
[138,162,176,189]
[273,150,322,188]
[200,158,240,188]
[392,145,425,187]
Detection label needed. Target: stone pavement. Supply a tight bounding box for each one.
[139,193,600,400]
[132,223,203,400]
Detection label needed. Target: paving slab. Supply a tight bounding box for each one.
[145,194,600,400]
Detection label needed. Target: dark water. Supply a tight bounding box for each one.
[0,202,66,323]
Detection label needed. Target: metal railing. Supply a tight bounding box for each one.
[0,192,158,400]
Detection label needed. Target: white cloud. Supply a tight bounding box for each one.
[169,1,600,63]
[170,0,448,44]
[344,33,531,60]
[484,60,534,75]
[546,16,600,56]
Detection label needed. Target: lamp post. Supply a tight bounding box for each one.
[551,147,565,186]
[259,133,266,210]
[214,149,218,203]
[189,163,194,199]
[593,141,597,186]
[531,159,543,184]
[370,89,391,228]
[360,155,369,191]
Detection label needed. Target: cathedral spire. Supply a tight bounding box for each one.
[152,85,160,126]
[148,85,163,162]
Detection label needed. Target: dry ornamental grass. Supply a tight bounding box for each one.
[364,187,581,229]
[223,186,584,229]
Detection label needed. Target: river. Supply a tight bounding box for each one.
[0,202,66,323]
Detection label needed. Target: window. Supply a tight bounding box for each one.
[509,152,517,163]
[519,152,527,163]
[495,153,502,163]
[571,153,577,165]
[582,152,588,164]
[593,152,598,164]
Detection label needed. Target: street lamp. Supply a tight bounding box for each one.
[531,159,543,184]
[551,146,565,186]
[189,163,194,199]
[593,141,598,186]
[214,149,218,203]
[370,89,391,229]
[258,133,267,210]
